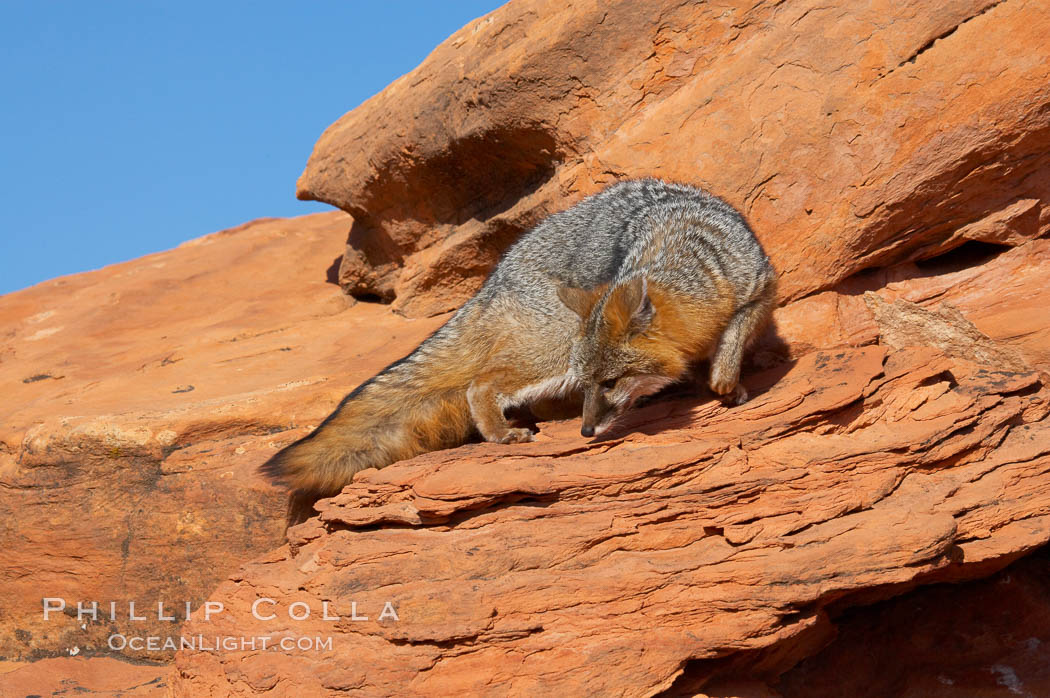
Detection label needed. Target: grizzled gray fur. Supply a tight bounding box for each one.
[263,178,777,526]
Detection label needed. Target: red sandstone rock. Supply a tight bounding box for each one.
[4,0,1050,694]
[769,239,1050,371]
[298,0,1050,318]
[773,548,1050,698]
[169,0,1050,691]
[171,335,1050,694]
[7,233,1037,695]
[0,657,167,696]
[0,211,448,663]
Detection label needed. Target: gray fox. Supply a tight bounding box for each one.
[262,179,776,523]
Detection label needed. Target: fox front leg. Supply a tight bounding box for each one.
[466,379,534,444]
[709,294,775,405]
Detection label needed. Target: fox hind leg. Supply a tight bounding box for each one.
[467,378,534,444]
[709,291,774,405]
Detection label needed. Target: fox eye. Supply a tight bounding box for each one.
[600,378,618,390]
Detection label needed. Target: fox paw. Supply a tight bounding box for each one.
[497,427,534,444]
[711,380,749,406]
[722,384,749,406]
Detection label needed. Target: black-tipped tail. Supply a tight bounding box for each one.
[258,441,295,487]
[260,436,331,531]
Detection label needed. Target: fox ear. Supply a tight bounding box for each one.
[606,277,654,335]
[631,278,655,333]
[558,285,603,320]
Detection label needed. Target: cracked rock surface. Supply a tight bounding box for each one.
[171,341,1050,695]
[298,0,1050,318]
[0,212,448,662]
[3,0,1050,695]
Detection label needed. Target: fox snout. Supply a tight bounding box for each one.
[581,387,618,438]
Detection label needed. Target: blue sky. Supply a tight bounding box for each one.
[0,2,501,295]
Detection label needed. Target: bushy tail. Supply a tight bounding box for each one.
[261,311,482,528]
[260,371,476,527]
[259,426,369,497]
[260,418,378,527]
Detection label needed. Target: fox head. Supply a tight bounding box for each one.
[558,276,680,437]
